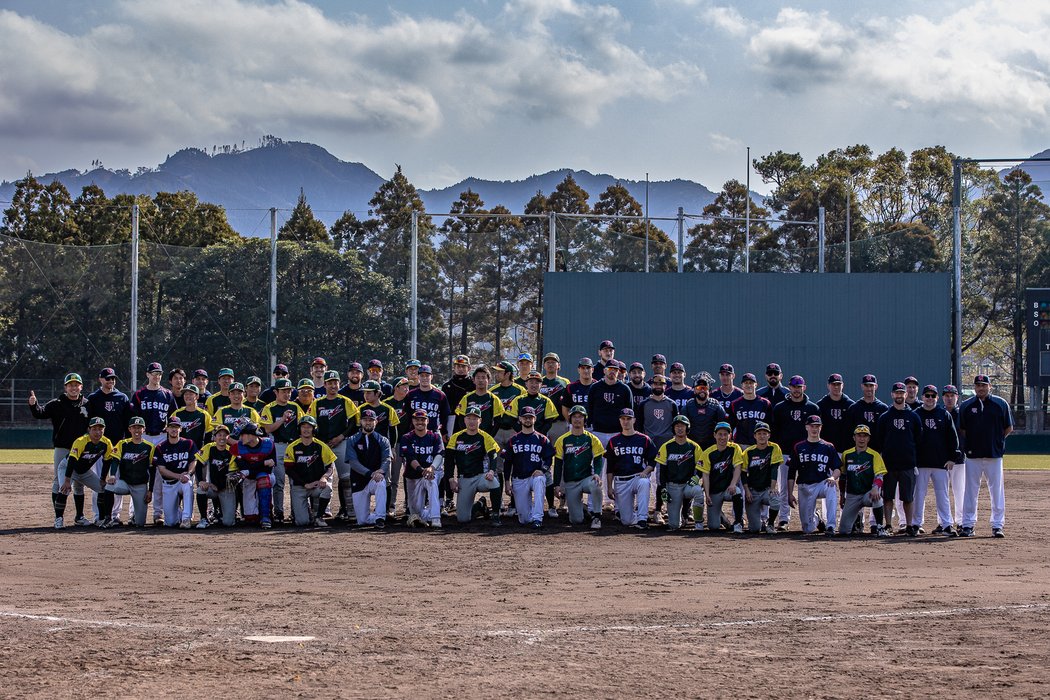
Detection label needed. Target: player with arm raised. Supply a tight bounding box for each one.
[30,372,90,527]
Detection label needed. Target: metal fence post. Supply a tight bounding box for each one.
[818,206,825,273]
[130,204,139,385]
[411,211,419,359]
[548,212,556,273]
[677,207,684,273]
[269,207,277,372]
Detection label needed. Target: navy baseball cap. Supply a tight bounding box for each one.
[520,406,538,417]
[922,384,938,395]
[651,354,667,364]
[360,409,378,420]
[98,367,117,379]
[418,364,433,375]
[714,421,732,432]
[193,369,209,379]
[348,362,364,372]
[273,363,289,374]
[166,416,182,427]
[146,362,163,374]
[368,359,384,369]
[942,385,959,395]
[754,421,771,433]
[670,362,685,372]
[788,375,805,386]
[578,357,594,368]
[719,363,734,373]
[974,375,991,385]
[599,340,615,350]
[412,409,429,419]
[629,362,644,371]
[741,372,757,383]
[311,357,327,366]
[619,408,635,418]
[827,373,843,384]
[805,415,822,425]
[891,382,906,392]
[904,376,919,386]
[766,363,781,374]
[526,370,542,380]
[861,374,877,385]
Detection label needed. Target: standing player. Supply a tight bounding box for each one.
[741,422,782,533]
[651,354,668,382]
[441,354,474,436]
[260,377,305,523]
[817,373,855,453]
[785,415,841,536]
[838,425,888,537]
[655,415,703,531]
[728,373,772,447]
[540,352,570,443]
[911,384,961,536]
[190,369,211,406]
[53,417,113,528]
[489,361,526,514]
[904,376,922,410]
[343,409,390,528]
[172,385,212,453]
[874,382,923,536]
[400,409,446,527]
[503,407,555,528]
[205,368,236,414]
[710,364,743,414]
[665,363,694,411]
[456,366,504,435]
[553,406,604,529]
[30,373,90,525]
[340,362,367,404]
[152,417,197,529]
[384,377,414,507]
[309,370,359,522]
[446,406,502,526]
[514,353,535,388]
[594,340,616,377]
[230,423,277,528]
[587,363,634,446]
[627,363,651,414]
[757,363,788,409]
[605,408,657,528]
[169,368,187,408]
[102,416,155,528]
[366,359,393,398]
[193,422,237,528]
[244,376,267,413]
[699,422,744,532]
[958,375,1013,538]
[294,379,316,414]
[212,383,261,436]
[845,374,888,433]
[682,375,728,449]
[284,415,337,527]
[771,375,819,531]
[361,380,400,517]
[559,358,597,423]
[637,374,679,524]
[130,362,178,524]
[406,366,451,438]
[508,372,560,436]
[308,357,328,391]
[260,364,296,405]
[942,384,966,530]
[87,368,130,523]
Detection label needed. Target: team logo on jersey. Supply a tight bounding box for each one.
[791,410,801,421]
[894,418,905,430]
[456,441,482,454]
[562,443,591,457]
[925,418,938,429]
[711,457,732,474]
[104,401,115,412]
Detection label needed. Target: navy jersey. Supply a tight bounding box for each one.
[789,439,841,485]
[771,397,819,457]
[399,430,445,480]
[874,406,922,470]
[817,394,856,452]
[560,380,595,416]
[605,432,657,477]
[502,431,555,480]
[845,398,888,433]
[710,386,743,414]
[587,380,634,433]
[728,395,772,446]
[153,437,196,481]
[86,388,131,444]
[915,405,962,468]
[406,387,451,435]
[664,386,695,412]
[757,384,788,410]
[130,386,178,434]
[627,381,652,413]
[959,394,1013,459]
[339,384,366,405]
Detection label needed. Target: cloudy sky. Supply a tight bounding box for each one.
[1,0,1048,192]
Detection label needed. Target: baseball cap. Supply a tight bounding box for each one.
[526,370,542,380]
[98,367,117,379]
[273,363,289,374]
[942,384,959,395]
[240,421,260,437]
[520,406,538,417]
[754,421,771,433]
[418,365,433,375]
[405,359,422,369]
[193,369,209,379]
[599,340,615,350]
[392,376,410,388]
[493,361,516,374]
[719,363,734,374]
[651,354,667,364]
[766,363,782,374]
[166,416,182,427]
[88,416,106,428]
[671,415,690,427]
[128,416,146,428]
[218,368,235,378]
[245,376,262,386]
[517,353,534,362]
[412,409,429,419]
[368,359,384,369]
[891,382,906,392]
[362,380,381,392]
[146,362,163,374]
[298,415,318,427]
[827,373,843,384]
[861,374,877,385]
[669,362,685,372]
[464,406,482,417]
[542,352,560,363]
[904,376,919,386]
[229,382,245,393]
[616,360,627,370]
[788,375,805,387]
[63,372,83,385]
[182,385,199,395]
[453,354,470,366]
[693,374,710,387]
[323,370,340,382]
[714,421,732,432]
[348,362,363,372]
[273,378,292,389]
[569,405,588,417]
[854,424,871,435]
[742,372,757,383]
[619,408,635,418]
[311,357,327,366]
[805,415,822,425]
[360,409,378,420]
[974,375,991,385]
[578,357,594,368]
[603,363,619,373]
[922,384,938,396]
[296,379,315,390]
[629,362,644,371]
[213,422,231,434]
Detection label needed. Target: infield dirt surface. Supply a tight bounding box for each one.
[1,462,1048,699]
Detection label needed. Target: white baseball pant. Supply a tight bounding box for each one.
[912,468,952,528]
[613,474,650,525]
[796,482,838,534]
[161,479,193,525]
[962,457,1005,530]
[512,474,547,525]
[949,462,966,526]
[352,478,388,525]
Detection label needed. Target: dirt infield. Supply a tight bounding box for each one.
[2,463,1049,699]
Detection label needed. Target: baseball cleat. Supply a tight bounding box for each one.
[632,520,649,530]
[918,527,926,534]
[406,514,420,527]
[765,523,775,534]
[196,520,209,529]
[180,518,192,529]
[825,526,836,537]
[906,525,919,537]
[95,518,108,529]
[430,518,443,528]
[652,512,666,526]
[546,508,558,518]
[694,522,705,531]
[876,525,889,537]
[943,525,957,537]
[932,525,945,534]
[490,515,502,528]
[504,507,517,517]
[531,521,543,529]
[374,518,386,529]
[869,525,878,535]
[260,520,272,529]
[74,516,91,527]
[54,516,64,529]
[590,515,602,530]
[732,523,744,534]
[958,526,974,537]
[313,518,328,528]
[153,516,164,526]
[992,527,1005,538]
[816,519,826,533]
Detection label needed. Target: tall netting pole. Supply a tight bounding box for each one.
[952,160,963,388]
[677,207,684,273]
[818,206,826,273]
[411,210,418,359]
[548,212,556,272]
[269,207,277,372]
[130,204,139,384]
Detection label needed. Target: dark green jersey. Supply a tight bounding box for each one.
[841,447,887,495]
[491,383,526,430]
[456,391,503,435]
[553,431,605,483]
[212,406,261,436]
[195,443,235,490]
[245,398,267,413]
[309,395,359,442]
[700,443,745,493]
[384,396,412,440]
[260,401,305,443]
[445,429,500,478]
[656,438,704,484]
[283,438,337,485]
[742,443,783,491]
[508,393,559,434]
[108,438,155,486]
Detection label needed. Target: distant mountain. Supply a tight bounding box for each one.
[0,139,723,236]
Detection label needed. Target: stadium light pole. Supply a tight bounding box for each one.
[644,173,650,273]
[548,212,556,272]
[745,146,751,273]
[269,207,277,373]
[845,188,851,274]
[952,160,963,389]
[410,210,418,359]
[130,204,139,385]
[817,206,825,273]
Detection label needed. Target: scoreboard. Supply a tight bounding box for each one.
[1027,289,1050,387]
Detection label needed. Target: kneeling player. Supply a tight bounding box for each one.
[101,417,155,528]
[606,409,657,529]
[344,409,390,528]
[230,422,277,529]
[153,417,197,528]
[285,416,337,527]
[447,407,502,526]
[194,422,238,528]
[741,422,782,533]
[655,415,704,530]
[786,415,841,536]
[700,422,745,532]
[553,406,604,529]
[54,417,114,529]
[838,425,888,537]
[400,409,446,527]
[503,407,554,528]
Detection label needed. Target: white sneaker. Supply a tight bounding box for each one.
[546,508,558,518]
[180,518,192,529]
[314,518,328,528]
[652,512,666,525]
[694,522,705,531]
[195,520,209,529]
[732,523,744,534]
[505,507,517,517]
[54,516,64,530]
[590,515,602,530]
[430,518,442,528]
[74,516,90,527]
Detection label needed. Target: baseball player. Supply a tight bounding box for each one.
[912,384,962,536]
[260,363,297,405]
[651,354,668,380]
[786,415,842,536]
[101,416,156,528]
[874,382,923,536]
[406,365,451,437]
[627,362,652,414]
[594,340,616,377]
[637,374,679,525]
[86,367,131,524]
[757,363,788,409]
[817,373,856,453]
[343,409,390,528]
[489,361,526,514]
[212,383,262,435]
[904,376,922,410]
[400,409,446,527]
[682,374,728,449]
[838,425,888,537]
[193,422,238,528]
[53,416,113,529]
[260,377,305,523]
[339,362,366,404]
[404,359,422,390]
[513,352,535,387]
[771,375,819,531]
[559,358,596,424]
[204,368,236,414]
[169,368,187,408]
[539,352,570,443]
[508,371,560,515]
[294,379,316,413]
[441,354,474,435]
[588,363,634,446]
[366,359,393,398]
[958,374,1013,538]
[446,406,502,526]
[503,406,555,528]
[664,362,694,410]
[942,384,966,529]
[308,357,328,390]
[655,415,703,530]
[360,380,400,517]
[152,416,197,529]
[710,364,743,414]
[130,362,178,524]
[229,422,277,528]
[29,372,90,527]
[284,415,337,527]
[244,375,268,412]
[172,385,213,453]
[456,366,505,435]
[384,377,413,508]
[728,373,772,447]
[741,421,782,533]
[605,408,657,528]
[309,370,360,523]
[844,374,890,534]
[191,369,212,406]
[699,422,744,532]
[553,406,604,529]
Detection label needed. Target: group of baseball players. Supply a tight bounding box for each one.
[29,340,1013,538]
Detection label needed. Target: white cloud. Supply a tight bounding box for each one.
[703,6,748,36]
[709,132,742,153]
[0,0,704,153]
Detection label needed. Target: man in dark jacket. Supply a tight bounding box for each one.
[30,372,90,526]
[910,384,962,536]
[874,382,923,536]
